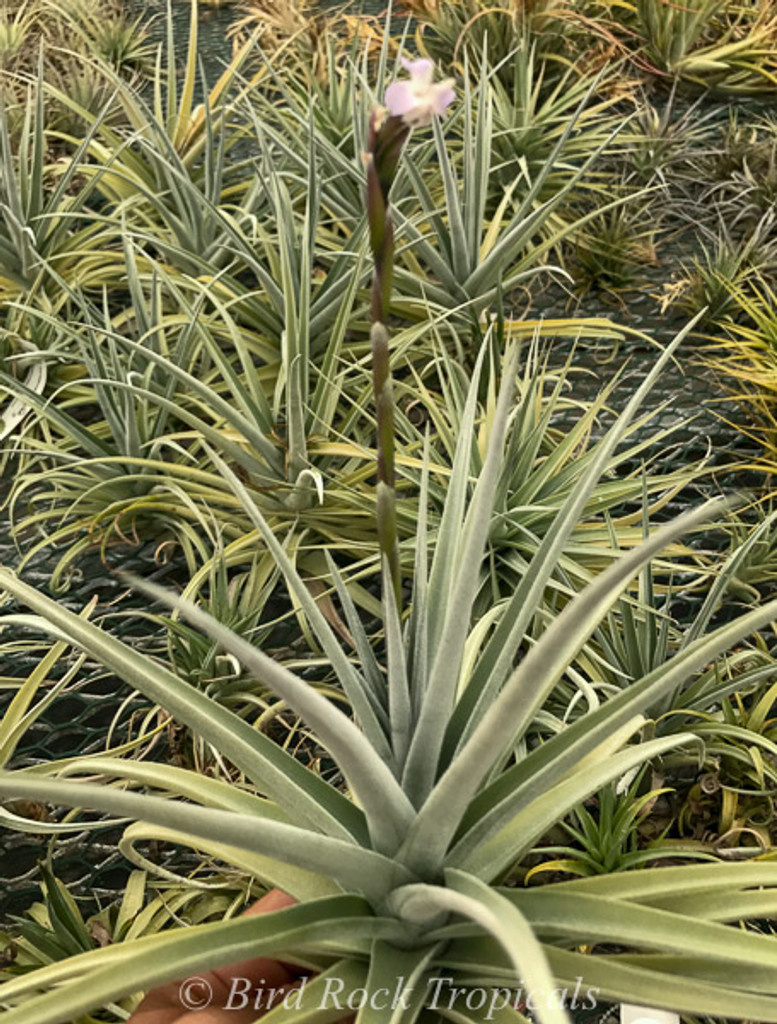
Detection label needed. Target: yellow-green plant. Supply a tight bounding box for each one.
[394,327,703,615]
[389,63,639,326]
[0,82,119,307]
[611,0,777,93]
[402,0,609,78]
[1,864,253,1023]
[525,769,711,881]
[569,196,659,297]
[1,211,376,588]
[51,0,152,73]
[0,0,37,69]
[699,276,777,460]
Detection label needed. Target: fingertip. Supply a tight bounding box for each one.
[243,889,296,916]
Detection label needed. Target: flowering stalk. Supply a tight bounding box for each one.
[366,59,455,610]
[366,110,407,610]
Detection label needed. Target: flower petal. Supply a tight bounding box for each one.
[382,58,455,127]
[401,57,434,82]
[431,83,456,116]
[384,81,417,117]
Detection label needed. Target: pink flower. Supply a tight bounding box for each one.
[383,57,455,128]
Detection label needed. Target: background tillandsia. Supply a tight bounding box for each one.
[598,0,777,94]
[391,323,707,616]
[696,275,777,473]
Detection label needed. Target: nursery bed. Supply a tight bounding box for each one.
[1,7,776,1024]
[0,0,766,919]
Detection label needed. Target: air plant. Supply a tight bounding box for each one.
[569,195,659,299]
[698,275,777,460]
[610,0,777,94]
[0,0,37,69]
[524,768,706,881]
[54,0,152,74]
[3,54,777,1024]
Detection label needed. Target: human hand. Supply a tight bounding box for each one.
[128,889,305,1024]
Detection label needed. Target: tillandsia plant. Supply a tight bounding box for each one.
[698,275,777,458]
[607,0,777,94]
[6,56,777,1024]
[391,331,705,617]
[385,56,653,336]
[524,768,700,882]
[399,0,613,80]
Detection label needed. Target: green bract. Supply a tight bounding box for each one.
[2,325,777,1024]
